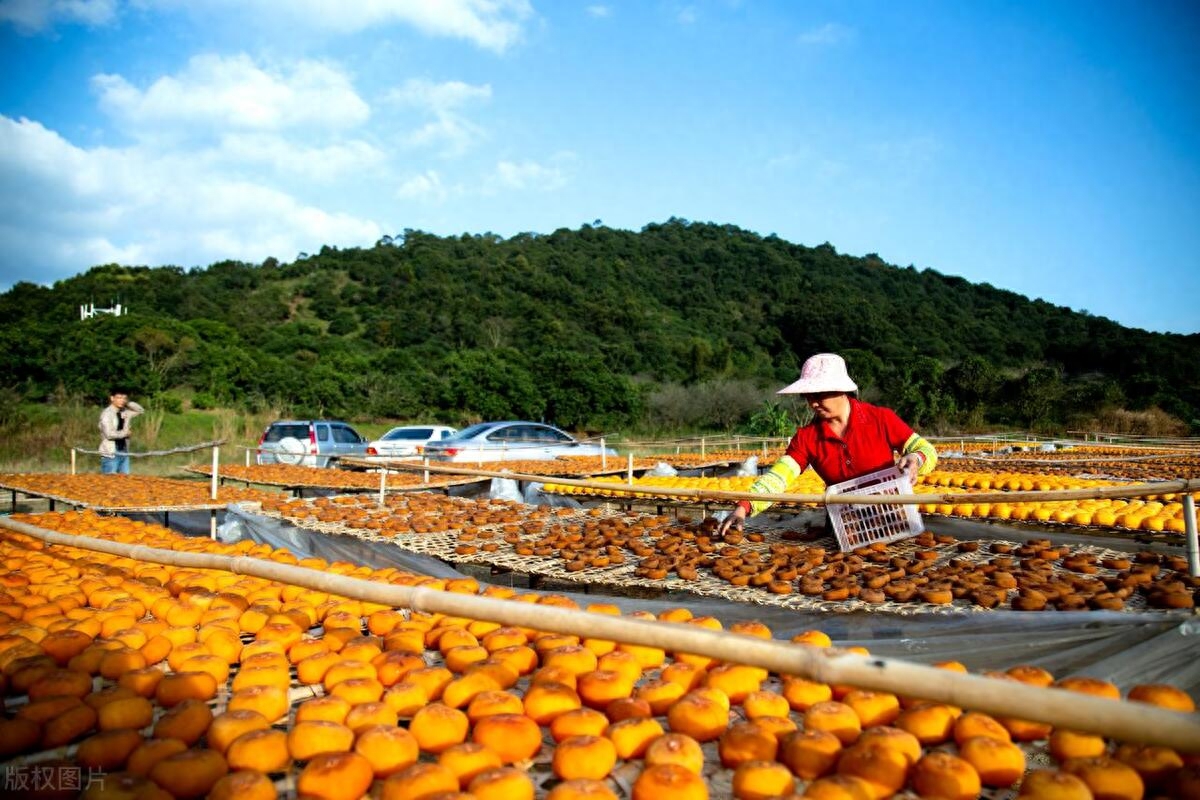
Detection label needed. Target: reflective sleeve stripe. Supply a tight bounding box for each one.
[902,433,938,476]
[745,454,805,517]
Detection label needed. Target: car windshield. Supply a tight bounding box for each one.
[383,428,433,441]
[540,427,573,442]
[264,423,308,443]
[446,423,497,441]
[332,426,362,444]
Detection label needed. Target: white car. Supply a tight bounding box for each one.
[365,425,458,461]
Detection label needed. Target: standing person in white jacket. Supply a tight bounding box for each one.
[98,390,144,474]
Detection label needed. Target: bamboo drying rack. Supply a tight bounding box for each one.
[2,515,1198,753]
[347,460,1200,506]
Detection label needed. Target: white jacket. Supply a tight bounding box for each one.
[98,401,144,457]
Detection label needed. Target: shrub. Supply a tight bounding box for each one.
[192,392,217,410]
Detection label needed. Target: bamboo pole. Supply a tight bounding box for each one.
[339,458,1200,508]
[70,448,77,475]
[378,468,388,508]
[1185,494,1199,578]
[2,515,1198,752]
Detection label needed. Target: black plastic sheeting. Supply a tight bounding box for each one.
[197,505,1200,700]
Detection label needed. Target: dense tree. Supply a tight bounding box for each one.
[2,220,1196,433]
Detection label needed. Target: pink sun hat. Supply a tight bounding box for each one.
[778,353,859,395]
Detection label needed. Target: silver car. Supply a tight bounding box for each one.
[256,420,369,467]
[422,421,617,463]
[365,425,458,461]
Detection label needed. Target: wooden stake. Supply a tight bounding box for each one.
[1,515,1198,753]
[70,448,76,475]
[210,446,219,501]
[378,468,388,508]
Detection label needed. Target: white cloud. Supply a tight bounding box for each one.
[797,22,855,46]
[677,6,697,25]
[136,0,533,52]
[216,134,385,182]
[397,156,571,203]
[0,115,381,283]
[396,170,450,203]
[385,78,492,112]
[385,78,492,155]
[486,159,567,192]
[94,54,371,135]
[586,5,611,18]
[0,0,117,33]
[406,116,486,154]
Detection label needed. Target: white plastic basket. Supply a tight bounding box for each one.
[826,465,924,552]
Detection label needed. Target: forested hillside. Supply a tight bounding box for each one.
[2,219,1197,435]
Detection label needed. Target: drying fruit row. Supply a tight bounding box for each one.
[938,455,1200,482]
[185,464,467,491]
[257,492,583,536]
[2,511,1197,800]
[544,470,1200,534]
[0,474,277,509]
[253,492,1200,611]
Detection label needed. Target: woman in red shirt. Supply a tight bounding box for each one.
[717,353,937,536]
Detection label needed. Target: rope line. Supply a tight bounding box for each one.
[74,439,226,458]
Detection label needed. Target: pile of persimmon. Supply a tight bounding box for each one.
[627,523,1198,610]
[545,472,825,504]
[0,473,277,509]
[915,470,1200,533]
[258,492,572,537]
[187,463,461,490]
[662,449,785,468]
[254,492,1200,611]
[424,456,664,477]
[939,453,1200,482]
[1,509,1196,800]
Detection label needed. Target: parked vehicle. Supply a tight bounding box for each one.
[365,425,458,461]
[422,421,616,463]
[256,420,369,467]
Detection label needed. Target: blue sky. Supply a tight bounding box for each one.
[1,1,1197,334]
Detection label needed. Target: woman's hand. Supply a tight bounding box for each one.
[897,453,922,484]
[716,505,747,538]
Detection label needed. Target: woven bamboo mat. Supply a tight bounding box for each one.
[253,497,1186,617]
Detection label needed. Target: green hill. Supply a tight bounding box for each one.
[3,219,1197,435]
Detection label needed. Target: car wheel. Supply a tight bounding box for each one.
[274,437,306,466]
